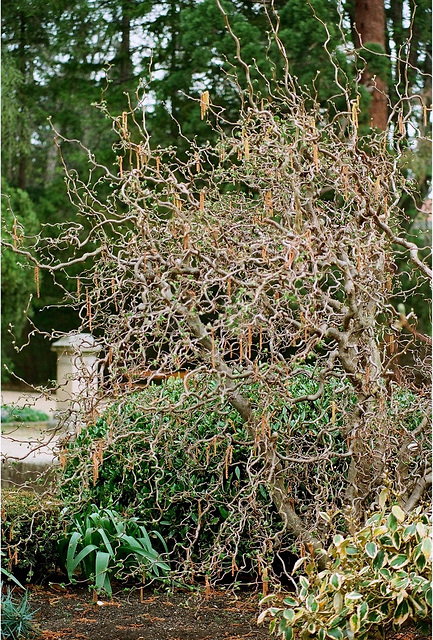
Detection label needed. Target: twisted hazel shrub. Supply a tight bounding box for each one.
[259,504,432,639]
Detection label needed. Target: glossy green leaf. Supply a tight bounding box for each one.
[330,573,342,590]
[365,542,377,558]
[391,505,406,523]
[345,592,363,602]
[421,537,431,560]
[357,601,368,620]
[284,626,293,640]
[387,513,398,533]
[389,554,408,569]
[333,591,343,613]
[394,599,410,626]
[306,594,319,612]
[283,609,295,622]
[373,549,387,571]
[378,487,389,508]
[349,613,360,633]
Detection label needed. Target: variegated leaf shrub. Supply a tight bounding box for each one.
[259,505,431,639]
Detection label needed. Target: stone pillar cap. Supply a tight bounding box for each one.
[51,333,101,354]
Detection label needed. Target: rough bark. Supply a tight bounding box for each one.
[355,0,388,130]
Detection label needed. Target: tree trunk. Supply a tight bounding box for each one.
[355,0,388,130]
[119,0,132,85]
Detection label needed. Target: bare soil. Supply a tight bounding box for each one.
[30,583,272,640]
[24,583,430,640]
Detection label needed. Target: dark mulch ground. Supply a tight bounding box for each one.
[30,583,272,640]
[24,582,431,640]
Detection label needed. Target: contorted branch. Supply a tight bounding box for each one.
[1,16,431,582]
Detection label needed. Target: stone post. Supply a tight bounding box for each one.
[51,333,101,415]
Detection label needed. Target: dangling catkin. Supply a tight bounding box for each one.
[200,91,210,120]
[34,266,40,298]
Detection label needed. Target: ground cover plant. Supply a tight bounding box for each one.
[1,405,50,423]
[58,505,169,596]
[1,2,431,637]
[1,588,40,640]
[259,503,432,639]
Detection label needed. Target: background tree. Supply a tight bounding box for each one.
[1,0,430,387]
[1,181,39,380]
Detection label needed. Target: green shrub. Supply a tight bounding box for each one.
[1,405,50,423]
[58,374,349,581]
[259,504,432,639]
[1,491,62,583]
[1,588,39,640]
[58,505,170,596]
[58,375,425,583]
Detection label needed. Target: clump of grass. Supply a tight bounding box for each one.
[1,588,40,639]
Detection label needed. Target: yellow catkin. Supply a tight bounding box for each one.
[92,451,99,485]
[200,91,210,120]
[244,137,250,161]
[156,156,160,175]
[59,449,66,470]
[351,97,359,128]
[77,278,81,298]
[262,568,269,597]
[199,190,205,212]
[118,156,123,177]
[211,329,215,369]
[331,401,336,425]
[264,190,273,216]
[398,112,405,135]
[375,176,381,196]
[205,575,211,598]
[122,111,128,132]
[34,266,40,298]
[195,153,201,173]
[313,144,319,168]
[86,288,92,332]
[261,414,267,437]
[13,218,18,248]
[423,104,428,127]
[364,365,370,390]
[343,166,348,199]
[231,555,238,576]
[183,228,189,251]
